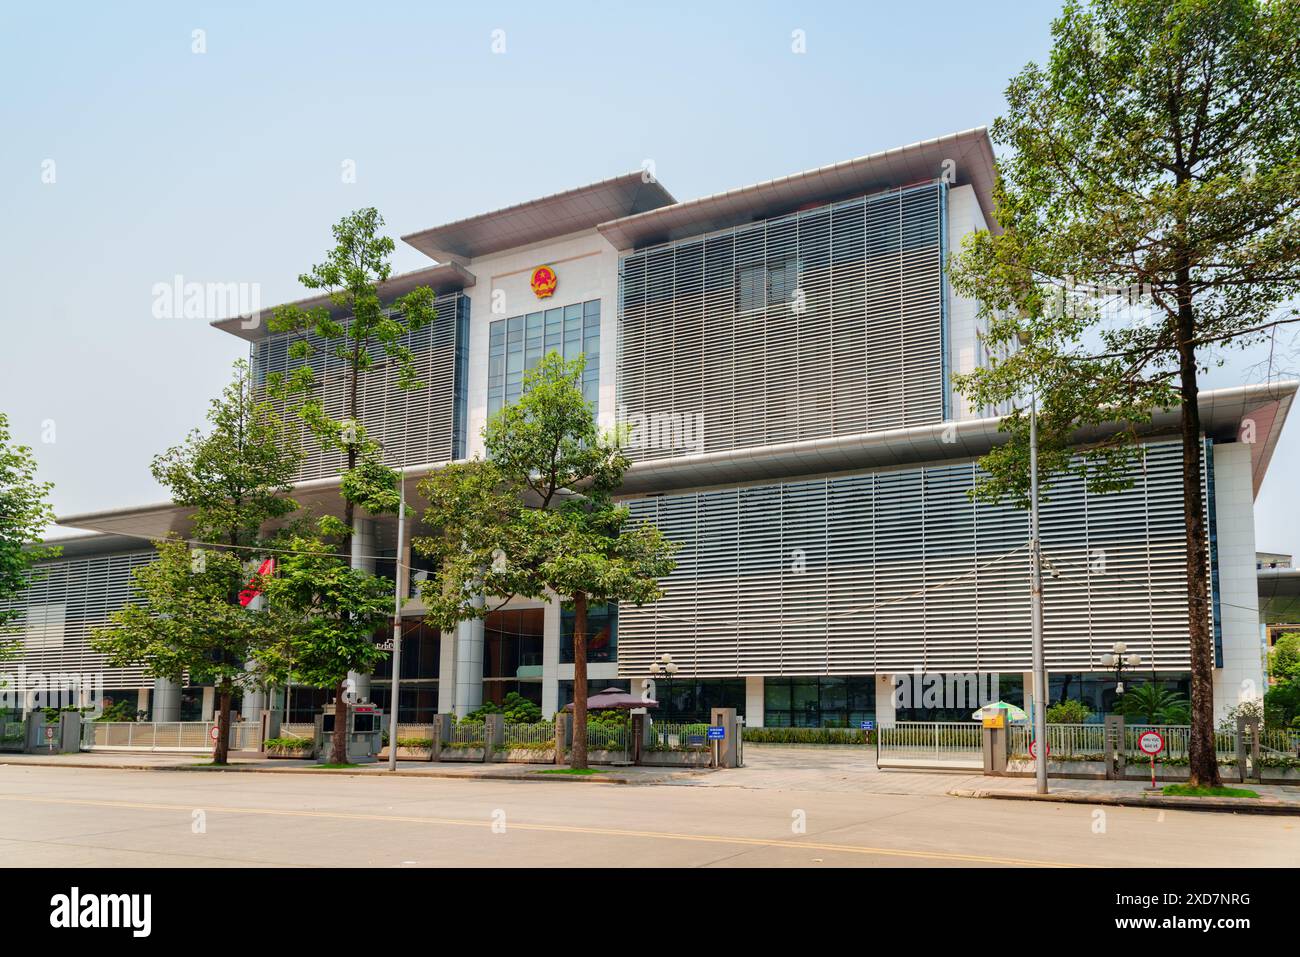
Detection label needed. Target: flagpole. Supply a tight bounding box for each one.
[386,474,406,772]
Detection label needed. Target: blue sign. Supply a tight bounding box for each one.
[860,720,875,731]
[706,725,725,740]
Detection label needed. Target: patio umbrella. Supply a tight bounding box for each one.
[970,701,1029,723]
[563,687,659,711]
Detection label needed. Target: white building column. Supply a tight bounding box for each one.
[1211,442,1265,717]
[541,592,561,717]
[875,674,896,728]
[152,678,181,721]
[437,628,457,714]
[200,686,215,721]
[136,686,151,720]
[744,676,764,728]
[453,594,485,717]
[348,518,378,703]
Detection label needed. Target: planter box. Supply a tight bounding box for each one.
[1259,767,1300,783]
[492,748,556,763]
[396,746,433,761]
[437,747,486,762]
[1007,758,1108,779]
[266,748,314,760]
[643,750,712,767]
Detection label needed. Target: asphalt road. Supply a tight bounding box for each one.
[0,764,1295,867]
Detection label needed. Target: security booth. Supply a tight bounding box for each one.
[314,701,384,764]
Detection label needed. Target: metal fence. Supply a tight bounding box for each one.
[648,722,712,752]
[503,722,554,749]
[585,722,629,752]
[448,720,485,748]
[81,721,261,752]
[1008,723,1108,758]
[281,723,315,739]
[1122,725,1238,761]
[0,718,24,751]
[877,721,984,769]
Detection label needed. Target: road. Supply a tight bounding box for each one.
[0,760,1295,867]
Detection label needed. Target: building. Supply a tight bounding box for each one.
[5,128,1294,727]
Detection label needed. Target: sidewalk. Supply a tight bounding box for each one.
[0,750,708,785]
[950,775,1300,815]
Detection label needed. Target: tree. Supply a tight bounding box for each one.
[257,531,393,764]
[1117,683,1192,724]
[414,354,678,768]
[1046,698,1092,724]
[92,360,300,764]
[267,208,436,563]
[951,0,1300,786]
[0,411,60,660]
[1269,632,1300,682]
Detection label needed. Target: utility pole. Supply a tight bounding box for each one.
[1028,380,1049,795]
[386,474,406,772]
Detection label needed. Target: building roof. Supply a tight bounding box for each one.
[596,128,998,252]
[401,171,677,263]
[211,262,475,343]
[1259,568,1300,624]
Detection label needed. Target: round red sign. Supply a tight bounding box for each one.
[1138,731,1165,755]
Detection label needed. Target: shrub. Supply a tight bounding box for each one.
[395,737,433,749]
[740,727,875,746]
[1046,699,1091,724]
[265,736,313,753]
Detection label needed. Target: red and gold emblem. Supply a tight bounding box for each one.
[530,265,558,299]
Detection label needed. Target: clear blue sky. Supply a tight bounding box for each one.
[2,0,1296,556]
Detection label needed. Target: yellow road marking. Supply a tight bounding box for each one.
[0,792,1086,867]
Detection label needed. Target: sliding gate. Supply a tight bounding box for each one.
[876,721,983,770]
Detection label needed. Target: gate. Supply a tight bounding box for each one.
[81,721,261,752]
[876,721,983,770]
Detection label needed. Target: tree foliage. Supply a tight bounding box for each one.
[0,411,59,659]
[91,361,300,763]
[951,0,1300,787]
[414,353,678,768]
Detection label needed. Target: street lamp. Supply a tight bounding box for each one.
[648,653,678,720]
[1101,642,1142,695]
[1017,329,1049,796]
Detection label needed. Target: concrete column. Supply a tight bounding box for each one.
[1021,671,1037,714]
[152,678,181,722]
[744,676,764,728]
[453,593,485,716]
[1212,442,1266,719]
[541,591,562,717]
[875,674,896,727]
[348,518,378,703]
[200,686,215,721]
[136,687,151,720]
[437,629,457,714]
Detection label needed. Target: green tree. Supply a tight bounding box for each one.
[1269,632,1300,682]
[1046,698,1092,724]
[1117,683,1193,725]
[950,0,1300,786]
[257,531,393,764]
[93,361,301,764]
[0,411,60,660]
[267,208,436,561]
[414,354,678,768]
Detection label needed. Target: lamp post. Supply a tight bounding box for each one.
[1101,642,1142,696]
[648,653,678,720]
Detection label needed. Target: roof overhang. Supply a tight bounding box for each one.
[1259,568,1300,623]
[596,128,998,252]
[616,380,1297,497]
[401,172,677,263]
[210,262,476,343]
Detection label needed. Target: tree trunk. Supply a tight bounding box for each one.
[331,679,348,764]
[569,592,589,770]
[1176,291,1221,788]
[212,680,232,766]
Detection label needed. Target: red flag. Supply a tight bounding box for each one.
[239,558,275,608]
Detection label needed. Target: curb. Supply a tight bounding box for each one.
[0,759,701,786]
[948,786,1300,815]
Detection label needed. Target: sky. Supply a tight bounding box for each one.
[1,0,1296,554]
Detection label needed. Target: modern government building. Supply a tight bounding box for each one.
[5,128,1295,728]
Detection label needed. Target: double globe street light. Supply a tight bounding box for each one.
[1100,641,1142,695]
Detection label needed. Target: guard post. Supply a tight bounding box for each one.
[981,709,1007,775]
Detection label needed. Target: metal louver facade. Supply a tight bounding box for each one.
[618,182,946,461]
[0,551,156,690]
[251,291,470,482]
[618,441,1203,677]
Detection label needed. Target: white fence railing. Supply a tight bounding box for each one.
[877,721,984,768]
[648,722,710,753]
[0,719,24,751]
[503,722,554,749]
[81,721,261,752]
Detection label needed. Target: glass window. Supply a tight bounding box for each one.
[764,676,877,729]
[560,603,617,663]
[487,300,600,419]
